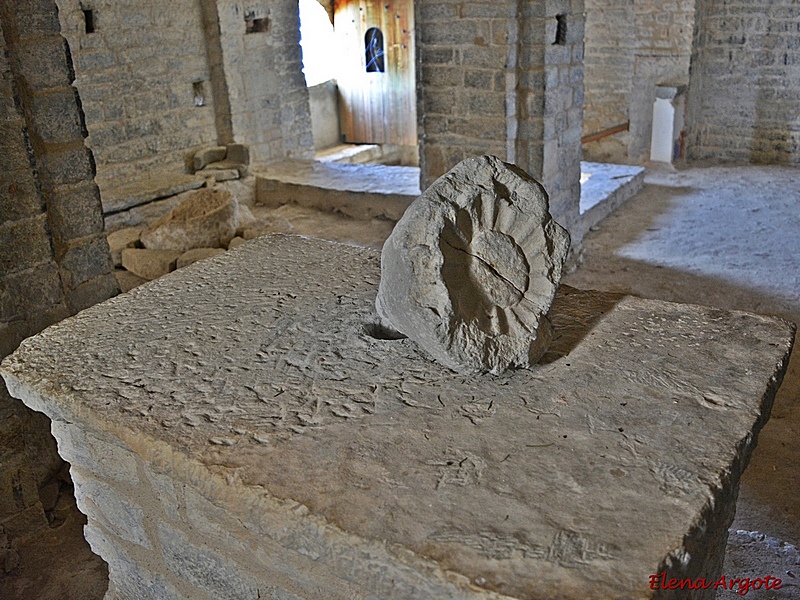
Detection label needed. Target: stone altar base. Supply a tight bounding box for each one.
[1,235,794,600]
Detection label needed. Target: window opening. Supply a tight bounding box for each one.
[245,12,269,34]
[193,81,206,107]
[82,9,95,34]
[554,14,567,45]
[365,27,385,73]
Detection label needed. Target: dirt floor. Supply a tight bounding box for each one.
[2,162,798,598]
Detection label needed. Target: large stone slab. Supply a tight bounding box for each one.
[255,159,420,221]
[1,235,794,600]
[101,173,205,215]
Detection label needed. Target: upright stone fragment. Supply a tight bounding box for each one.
[377,155,570,374]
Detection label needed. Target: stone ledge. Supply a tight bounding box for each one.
[101,173,206,215]
[1,235,795,600]
[254,160,420,221]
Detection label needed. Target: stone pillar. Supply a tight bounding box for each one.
[0,0,116,576]
[214,0,315,164]
[415,0,585,242]
[0,0,117,315]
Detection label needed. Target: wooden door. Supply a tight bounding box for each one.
[334,0,416,145]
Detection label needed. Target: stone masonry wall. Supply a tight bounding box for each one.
[415,2,512,188]
[582,0,635,161]
[0,0,116,575]
[541,0,585,234]
[39,414,505,600]
[215,0,314,164]
[686,0,800,165]
[55,0,220,194]
[583,0,695,163]
[416,0,584,243]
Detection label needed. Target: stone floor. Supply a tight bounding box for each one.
[563,163,800,598]
[2,162,799,598]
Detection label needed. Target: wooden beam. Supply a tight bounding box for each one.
[581,122,629,144]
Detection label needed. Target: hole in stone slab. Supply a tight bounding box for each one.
[554,14,567,45]
[82,8,95,33]
[363,322,407,340]
[193,81,205,107]
[245,13,270,34]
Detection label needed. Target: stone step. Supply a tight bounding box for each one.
[254,159,421,221]
[577,161,646,238]
[316,143,418,167]
[314,143,383,164]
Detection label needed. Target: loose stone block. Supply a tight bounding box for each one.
[113,268,148,293]
[139,188,237,251]
[227,236,246,249]
[176,247,226,269]
[377,155,570,374]
[1,236,794,600]
[192,146,227,172]
[225,143,250,166]
[236,203,257,232]
[107,226,143,267]
[101,173,206,215]
[121,248,182,280]
[195,167,240,182]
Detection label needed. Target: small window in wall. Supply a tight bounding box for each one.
[193,81,206,107]
[82,8,95,33]
[553,14,567,45]
[245,12,270,34]
[365,27,385,73]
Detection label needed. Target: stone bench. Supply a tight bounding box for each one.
[1,235,794,600]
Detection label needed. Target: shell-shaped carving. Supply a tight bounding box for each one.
[376,156,570,374]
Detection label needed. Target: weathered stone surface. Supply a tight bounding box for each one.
[139,189,237,251]
[176,248,226,269]
[107,226,143,266]
[1,235,794,600]
[377,155,570,374]
[120,249,182,281]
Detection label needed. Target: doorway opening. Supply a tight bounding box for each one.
[299,0,418,167]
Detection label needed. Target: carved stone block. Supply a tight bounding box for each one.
[377,156,570,374]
